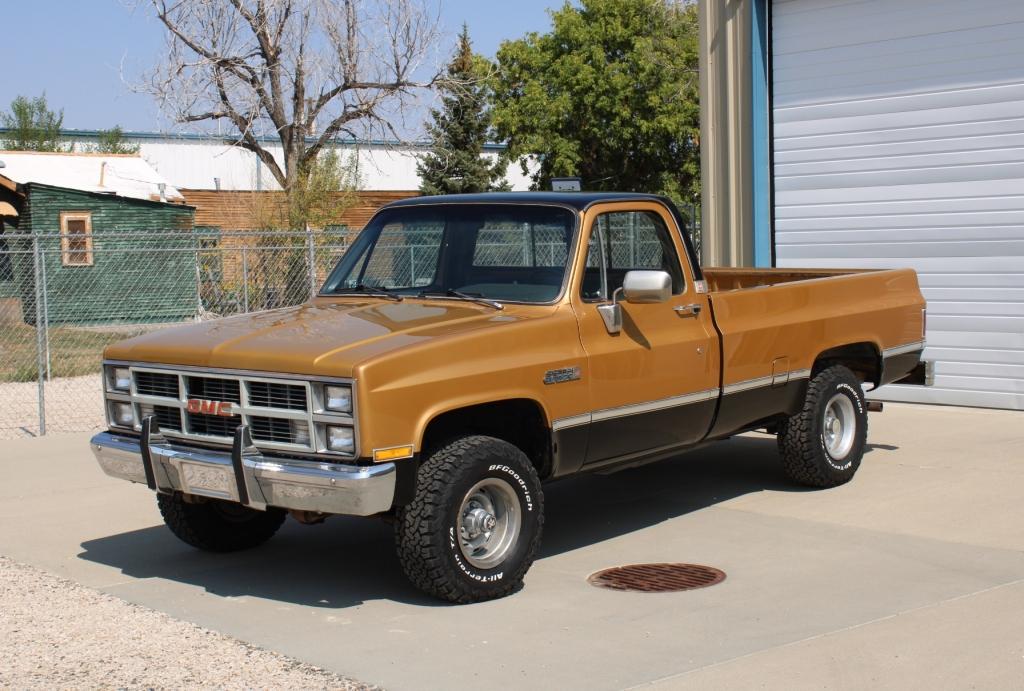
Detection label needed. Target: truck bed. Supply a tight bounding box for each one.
[700,266,926,438]
[702,267,868,292]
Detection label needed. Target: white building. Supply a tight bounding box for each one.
[52,130,533,192]
[0,150,185,202]
[703,0,1024,411]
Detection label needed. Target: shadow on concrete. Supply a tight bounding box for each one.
[77,434,827,608]
[540,434,810,558]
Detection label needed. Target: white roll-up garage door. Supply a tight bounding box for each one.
[771,0,1024,410]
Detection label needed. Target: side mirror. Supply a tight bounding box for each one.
[622,270,672,304]
[596,270,673,334]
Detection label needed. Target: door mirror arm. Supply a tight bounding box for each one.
[597,287,624,334]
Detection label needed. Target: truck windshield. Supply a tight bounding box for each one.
[321,204,578,304]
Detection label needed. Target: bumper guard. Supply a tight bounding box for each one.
[90,416,396,516]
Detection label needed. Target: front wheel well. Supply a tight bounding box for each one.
[420,399,553,479]
[812,342,882,387]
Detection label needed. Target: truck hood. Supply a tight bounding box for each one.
[105,298,543,377]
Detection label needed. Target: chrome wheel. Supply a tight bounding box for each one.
[822,393,856,460]
[457,477,521,569]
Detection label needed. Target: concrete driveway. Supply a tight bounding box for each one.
[1,402,1022,690]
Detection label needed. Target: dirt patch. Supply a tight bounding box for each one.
[0,556,378,690]
[0,374,105,439]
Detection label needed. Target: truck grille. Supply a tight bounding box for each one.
[135,371,180,398]
[140,404,183,431]
[187,376,241,404]
[247,381,307,411]
[188,411,242,438]
[250,416,310,444]
[124,366,351,455]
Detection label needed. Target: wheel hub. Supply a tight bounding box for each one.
[456,478,522,570]
[462,506,496,539]
[822,393,856,460]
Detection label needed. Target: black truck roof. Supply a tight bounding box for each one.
[384,191,672,212]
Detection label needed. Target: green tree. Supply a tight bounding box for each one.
[247,149,363,307]
[417,26,509,195]
[92,126,140,155]
[491,0,701,205]
[250,149,362,232]
[1,94,69,152]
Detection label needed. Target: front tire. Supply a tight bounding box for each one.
[777,364,868,488]
[395,435,544,604]
[157,492,286,552]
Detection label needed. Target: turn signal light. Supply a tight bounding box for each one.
[373,445,414,462]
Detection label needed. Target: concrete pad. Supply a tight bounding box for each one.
[721,403,1024,551]
[645,579,1024,690]
[1,404,1022,690]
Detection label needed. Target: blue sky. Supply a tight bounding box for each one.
[2,0,561,132]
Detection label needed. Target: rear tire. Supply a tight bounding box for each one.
[395,435,544,604]
[777,365,868,488]
[157,492,286,552]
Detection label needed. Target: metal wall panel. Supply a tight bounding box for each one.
[772,0,1024,409]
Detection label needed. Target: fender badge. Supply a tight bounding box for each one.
[544,366,581,385]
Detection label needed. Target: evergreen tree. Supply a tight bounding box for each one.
[418,26,509,195]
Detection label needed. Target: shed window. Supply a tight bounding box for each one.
[60,212,93,266]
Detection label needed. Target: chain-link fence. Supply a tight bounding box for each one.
[0,230,349,439]
[0,208,702,440]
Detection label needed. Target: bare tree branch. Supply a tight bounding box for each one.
[137,0,442,214]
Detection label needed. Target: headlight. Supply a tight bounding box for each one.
[108,366,131,392]
[326,425,355,454]
[324,385,352,413]
[109,401,135,428]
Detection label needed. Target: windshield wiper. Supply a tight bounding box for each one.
[417,288,503,310]
[332,284,403,301]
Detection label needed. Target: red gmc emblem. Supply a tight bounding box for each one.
[186,399,234,417]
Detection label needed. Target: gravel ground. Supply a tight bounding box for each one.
[0,375,104,439]
[0,556,377,690]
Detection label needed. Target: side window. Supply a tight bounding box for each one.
[60,211,93,267]
[580,210,684,300]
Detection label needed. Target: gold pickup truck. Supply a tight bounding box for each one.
[91,192,930,603]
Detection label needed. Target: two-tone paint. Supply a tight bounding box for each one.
[103,192,927,494]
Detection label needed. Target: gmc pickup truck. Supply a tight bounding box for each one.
[91,192,930,603]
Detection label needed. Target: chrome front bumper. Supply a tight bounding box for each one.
[90,419,396,516]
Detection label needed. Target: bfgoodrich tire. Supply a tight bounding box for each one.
[777,364,868,488]
[157,492,286,552]
[395,435,544,604]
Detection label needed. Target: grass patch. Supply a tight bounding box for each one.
[0,323,148,383]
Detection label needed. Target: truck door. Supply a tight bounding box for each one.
[570,202,720,466]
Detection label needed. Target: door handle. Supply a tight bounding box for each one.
[673,303,702,318]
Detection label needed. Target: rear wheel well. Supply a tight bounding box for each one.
[812,342,881,387]
[420,399,553,479]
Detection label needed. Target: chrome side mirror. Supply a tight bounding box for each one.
[596,271,673,334]
[622,270,672,304]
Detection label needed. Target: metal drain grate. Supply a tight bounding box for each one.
[588,563,726,593]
